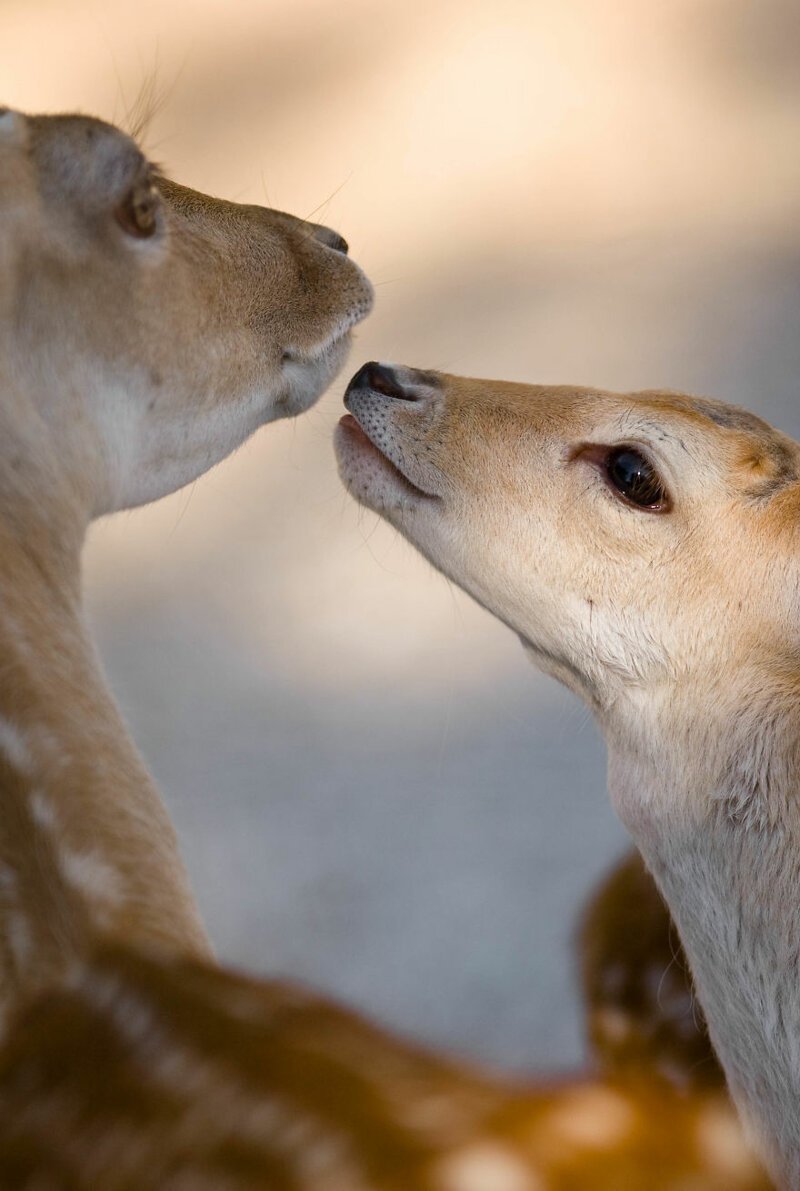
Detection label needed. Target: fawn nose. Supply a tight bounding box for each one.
[347,361,437,404]
[313,225,349,255]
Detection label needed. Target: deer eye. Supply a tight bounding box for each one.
[115,173,159,239]
[605,447,670,511]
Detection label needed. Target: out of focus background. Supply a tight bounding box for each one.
[5,0,800,1072]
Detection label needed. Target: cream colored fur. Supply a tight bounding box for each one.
[337,365,800,1187]
[0,107,372,1021]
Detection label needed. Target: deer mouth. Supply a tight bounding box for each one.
[282,269,374,367]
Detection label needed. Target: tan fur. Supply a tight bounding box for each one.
[0,107,372,1014]
[336,363,800,1185]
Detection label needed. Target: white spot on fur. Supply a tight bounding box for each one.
[545,1086,636,1148]
[0,717,31,774]
[434,1142,537,1191]
[593,1007,633,1044]
[8,912,32,966]
[27,725,65,770]
[397,1092,469,1136]
[60,849,124,910]
[0,864,16,895]
[29,789,57,831]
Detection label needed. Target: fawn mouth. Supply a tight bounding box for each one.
[336,414,439,504]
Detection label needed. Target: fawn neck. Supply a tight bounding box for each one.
[608,698,800,1189]
[0,422,209,1023]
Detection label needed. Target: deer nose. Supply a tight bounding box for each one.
[346,362,439,404]
[313,225,349,255]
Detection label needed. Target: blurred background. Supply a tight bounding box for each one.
[4,0,800,1073]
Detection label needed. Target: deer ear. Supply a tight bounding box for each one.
[752,476,800,560]
[114,168,161,240]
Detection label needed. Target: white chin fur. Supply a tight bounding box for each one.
[282,335,352,418]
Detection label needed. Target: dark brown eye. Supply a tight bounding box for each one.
[115,175,159,239]
[605,447,669,510]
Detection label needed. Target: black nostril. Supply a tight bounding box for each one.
[316,226,349,255]
[348,362,415,401]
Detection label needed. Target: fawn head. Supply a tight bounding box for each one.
[337,363,800,832]
[0,109,372,516]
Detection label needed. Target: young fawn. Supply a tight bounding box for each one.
[337,361,800,1186]
[0,107,372,1019]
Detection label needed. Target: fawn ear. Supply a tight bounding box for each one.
[753,475,800,567]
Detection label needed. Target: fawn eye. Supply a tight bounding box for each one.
[605,447,669,511]
[115,173,159,239]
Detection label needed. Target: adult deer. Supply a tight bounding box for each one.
[0,106,372,1021]
[336,361,800,1186]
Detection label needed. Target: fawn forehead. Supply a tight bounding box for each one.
[438,379,798,502]
[632,393,797,497]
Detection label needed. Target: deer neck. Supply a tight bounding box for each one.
[606,695,800,1190]
[0,398,210,1025]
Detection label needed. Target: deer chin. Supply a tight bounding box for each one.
[280,280,374,419]
[335,414,440,512]
[279,332,354,418]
